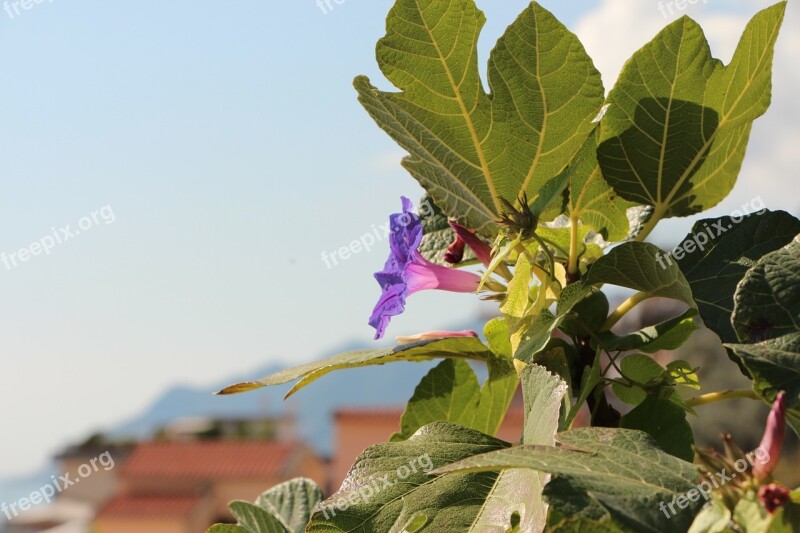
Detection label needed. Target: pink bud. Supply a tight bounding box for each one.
[752,391,787,480]
[758,483,790,514]
[449,222,493,267]
[396,330,478,344]
[444,235,466,264]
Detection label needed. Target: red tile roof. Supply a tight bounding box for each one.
[121,441,301,480]
[334,408,404,421]
[97,494,203,518]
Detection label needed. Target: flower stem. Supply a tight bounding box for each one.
[686,389,759,408]
[601,291,653,331]
[567,218,580,278]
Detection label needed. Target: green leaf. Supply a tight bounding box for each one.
[392,357,517,441]
[500,252,533,319]
[355,1,604,235]
[598,309,699,353]
[585,242,697,307]
[620,395,695,461]
[611,354,665,406]
[216,337,494,397]
[536,224,605,270]
[727,332,800,437]
[732,237,800,343]
[676,210,800,343]
[688,493,732,533]
[256,478,323,533]
[498,364,569,532]
[732,490,773,532]
[228,501,287,533]
[667,360,701,390]
[208,526,250,533]
[567,131,639,242]
[597,3,787,226]
[560,290,610,337]
[307,422,513,532]
[565,352,602,429]
[434,427,702,532]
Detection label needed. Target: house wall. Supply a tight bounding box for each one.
[93,517,190,533]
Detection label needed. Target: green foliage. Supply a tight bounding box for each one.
[391,357,517,440]
[216,336,496,397]
[354,1,603,236]
[597,3,786,232]
[584,241,697,307]
[435,428,703,532]
[209,478,323,533]
[213,1,797,531]
[677,211,800,343]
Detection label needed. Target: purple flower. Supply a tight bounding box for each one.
[369,197,482,340]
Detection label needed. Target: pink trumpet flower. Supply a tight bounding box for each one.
[752,391,787,480]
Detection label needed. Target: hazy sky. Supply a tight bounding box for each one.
[0,0,797,477]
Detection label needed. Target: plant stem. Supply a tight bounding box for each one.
[567,218,580,278]
[686,389,759,408]
[634,208,663,242]
[601,291,654,331]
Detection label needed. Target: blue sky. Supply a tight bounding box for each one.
[0,0,797,478]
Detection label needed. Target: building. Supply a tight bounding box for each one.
[93,440,326,533]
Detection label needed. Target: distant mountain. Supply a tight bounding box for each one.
[107,339,441,455]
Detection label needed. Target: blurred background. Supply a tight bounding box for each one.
[1,0,798,530]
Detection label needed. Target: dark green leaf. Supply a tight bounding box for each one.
[598,309,699,353]
[732,237,800,343]
[567,131,639,242]
[417,195,477,265]
[676,211,800,343]
[620,396,695,461]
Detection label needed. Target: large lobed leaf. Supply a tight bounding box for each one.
[597,3,786,232]
[355,0,604,236]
